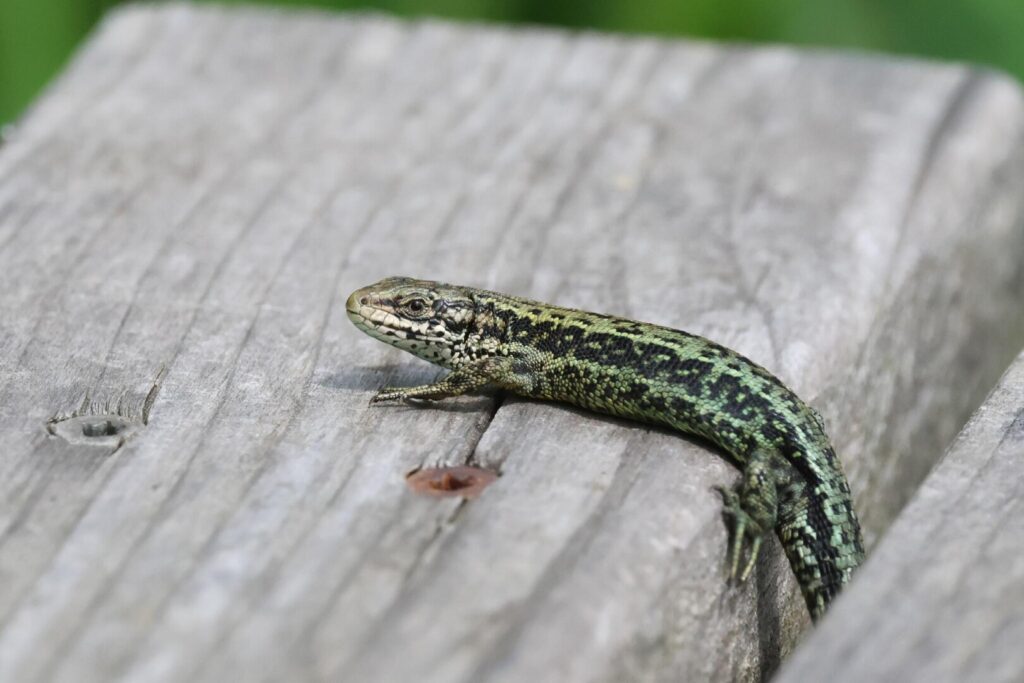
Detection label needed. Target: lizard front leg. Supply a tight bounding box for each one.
[370,356,513,404]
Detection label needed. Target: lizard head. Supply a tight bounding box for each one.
[346,277,476,367]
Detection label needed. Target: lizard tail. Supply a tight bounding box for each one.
[777,467,865,620]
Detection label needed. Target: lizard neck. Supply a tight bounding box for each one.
[447,291,511,368]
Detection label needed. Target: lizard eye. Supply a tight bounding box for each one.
[405,299,426,314]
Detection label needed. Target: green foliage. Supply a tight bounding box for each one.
[2,0,1023,124]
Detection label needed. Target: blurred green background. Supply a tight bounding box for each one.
[3,0,1024,125]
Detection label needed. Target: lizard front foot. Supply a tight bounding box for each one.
[369,387,415,404]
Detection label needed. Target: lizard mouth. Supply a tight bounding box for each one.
[344,285,455,371]
[344,289,386,337]
[345,289,430,343]
[345,289,368,317]
[345,289,388,331]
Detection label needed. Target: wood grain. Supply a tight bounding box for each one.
[777,349,1024,683]
[0,5,1022,682]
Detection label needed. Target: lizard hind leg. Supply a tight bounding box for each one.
[716,449,782,583]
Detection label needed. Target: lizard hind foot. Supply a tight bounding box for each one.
[715,450,782,583]
[715,482,775,583]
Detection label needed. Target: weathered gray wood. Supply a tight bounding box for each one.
[0,4,1022,682]
[777,349,1024,683]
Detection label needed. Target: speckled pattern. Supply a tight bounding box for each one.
[347,276,865,620]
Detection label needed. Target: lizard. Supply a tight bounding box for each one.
[345,276,865,620]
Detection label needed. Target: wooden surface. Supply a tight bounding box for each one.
[0,4,1023,682]
[777,349,1024,683]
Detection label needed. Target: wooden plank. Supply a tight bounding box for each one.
[777,349,1024,683]
[0,5,1022,682]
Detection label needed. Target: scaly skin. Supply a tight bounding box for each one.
[346,276,865,620]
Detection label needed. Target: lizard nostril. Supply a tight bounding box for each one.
[359,296,368,305]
